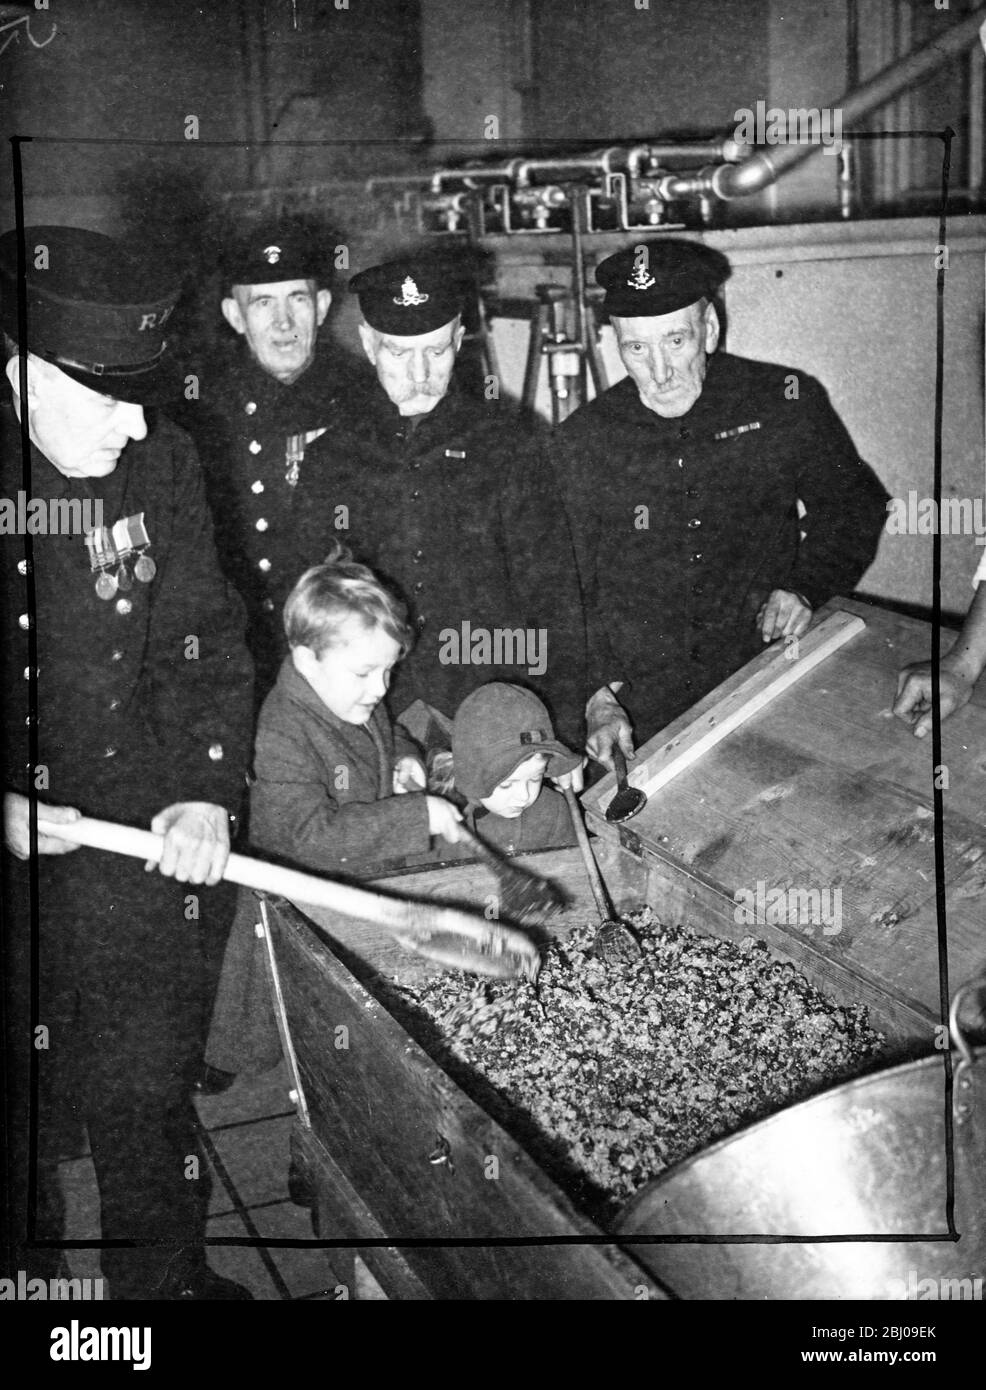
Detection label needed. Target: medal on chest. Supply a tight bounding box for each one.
[284,428,327,487]
[85,512,156,599]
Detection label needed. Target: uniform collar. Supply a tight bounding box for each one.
[354,374,501,446]
[228,340,366,428]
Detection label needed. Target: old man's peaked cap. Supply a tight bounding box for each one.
[0,225,180,404]
[595,239,729,318]
[349,257,467,335]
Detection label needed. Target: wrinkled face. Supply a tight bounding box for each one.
[480,753,549,820]
[5,355,147,478]
[358,318,464,416]
[222,279,330,384]
[614,300,720,418]
[293,616,402,725]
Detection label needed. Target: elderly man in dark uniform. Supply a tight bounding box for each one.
[1,227,254,1298]
[328,256,587,748]
[185,222,364,701]
[552,239,890,761]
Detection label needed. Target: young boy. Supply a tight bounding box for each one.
[206,545,462,1075]
[250,543,463,872]
[452,682,582,855]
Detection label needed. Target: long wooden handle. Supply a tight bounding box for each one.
[563,788,614,922]
[36,813,531,952]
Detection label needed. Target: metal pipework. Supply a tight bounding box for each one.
[667,0,986,202]
[626,140,736,178]
[514,148,622,186]
[429,158,528,193]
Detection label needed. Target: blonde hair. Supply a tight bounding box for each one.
[284,540,414,657]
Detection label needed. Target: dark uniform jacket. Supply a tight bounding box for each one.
[1,405,253,821]
[551,352,890,743]
[250,655,432,874]
[320,378,588,743]
[180,340,366,699]
[1,402,254,1294]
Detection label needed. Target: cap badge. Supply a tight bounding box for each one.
[393,276,429,307]
[263,245,282,265]
[627,263,656,291]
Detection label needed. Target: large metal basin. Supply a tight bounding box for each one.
[618,1014,984,1300]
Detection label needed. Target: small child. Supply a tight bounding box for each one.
[250,542,463,872]
[452,682,581,855]
[205,545,462,1076]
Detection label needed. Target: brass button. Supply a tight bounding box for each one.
[262,598,275,613]
[255,518,268,532]
[245,401,257,415]
[18,613,30,630]
[116,598,132,615]
[248,440,262,455]
[687,517,702,529]
[208,743,224,761]
[111,648,124,661]
[258,558,271,573]
[17,559,28,575]
[251,480,264,494]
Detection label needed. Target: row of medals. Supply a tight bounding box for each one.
[93,550,156,600]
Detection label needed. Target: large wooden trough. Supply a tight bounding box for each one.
[265,601,986,1299]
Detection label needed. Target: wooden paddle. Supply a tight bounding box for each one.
[36,813,541,980]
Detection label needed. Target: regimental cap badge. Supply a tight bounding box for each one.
[393,276,429,307]
[263,245,282,265]
[350,258,465,333]
[595,240,730,318]
[628,263,656,291]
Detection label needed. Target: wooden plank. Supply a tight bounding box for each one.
[270,897,662,1301]
[594,610,865,808]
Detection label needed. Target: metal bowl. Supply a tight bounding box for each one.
[617,988,985,1300]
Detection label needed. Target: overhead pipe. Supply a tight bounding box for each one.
[664,1,986,202]
[625,141,737,178]
[369,4,986,222]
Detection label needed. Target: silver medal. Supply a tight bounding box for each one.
[134,553,156,583]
